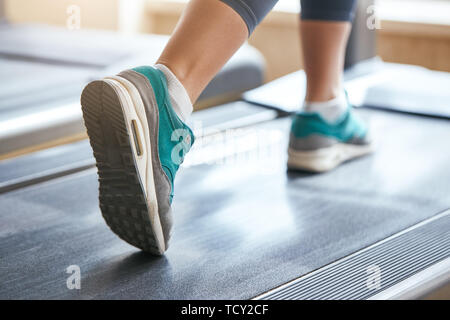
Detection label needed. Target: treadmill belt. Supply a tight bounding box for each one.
[243,61,450,119]
[0,101,276,193]
[1,108,449,299]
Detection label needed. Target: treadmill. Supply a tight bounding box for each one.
[0,101,449,300]
[0,3,265,159]
[0,0,449,300]
[244,0,450,120]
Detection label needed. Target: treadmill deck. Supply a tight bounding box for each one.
[0,107,449,299]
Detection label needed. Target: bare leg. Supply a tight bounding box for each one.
[156,0,248,103]
[300,20,352,102]
[288,15,372,173]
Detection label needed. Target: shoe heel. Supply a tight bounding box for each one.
[80,81,164,255]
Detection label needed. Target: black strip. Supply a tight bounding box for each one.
[0,160,95,194]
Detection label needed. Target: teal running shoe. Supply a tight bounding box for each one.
[80,66,194,255]
[288,105,373,173]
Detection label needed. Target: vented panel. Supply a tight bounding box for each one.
[257,210,450,300]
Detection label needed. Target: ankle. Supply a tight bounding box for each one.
[305,82,343,103]
[154,63,193,122]
[303,90,348,123]
[155,59,199,103]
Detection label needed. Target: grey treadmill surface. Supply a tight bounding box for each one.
[0,101,277,193]
[1,105,449,299]
[243,60,450,119]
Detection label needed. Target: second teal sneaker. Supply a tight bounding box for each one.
[80,66,194,255]
[288,106,373,173]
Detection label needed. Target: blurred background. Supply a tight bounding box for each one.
[3,0,450,81]
[1,0,450,159]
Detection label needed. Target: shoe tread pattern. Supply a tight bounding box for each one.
[81,81,161,254]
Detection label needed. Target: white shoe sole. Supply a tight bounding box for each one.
[287,142,374,173]
[81,77,165,254]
